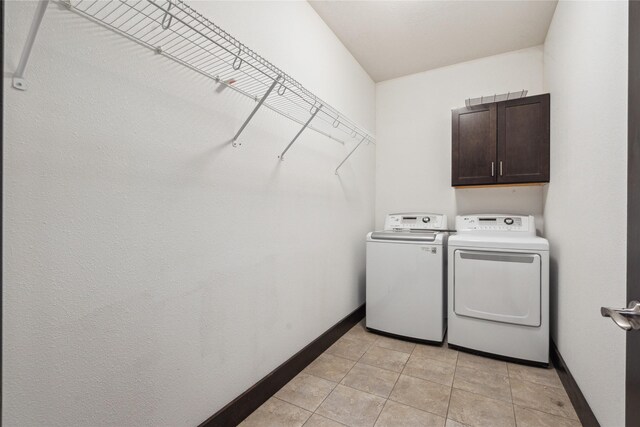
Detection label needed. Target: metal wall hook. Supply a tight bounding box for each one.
[277,83,286,96]
[332,118,340,128]
[232,47,243,70]
[161,0,174,30]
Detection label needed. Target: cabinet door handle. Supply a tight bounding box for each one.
[491,162,495,177]
[500,161,503,176]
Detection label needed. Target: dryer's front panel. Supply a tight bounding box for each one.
[453,249,541,326]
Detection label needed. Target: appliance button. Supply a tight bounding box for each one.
[504,218,514,225]
[422,217,431,223]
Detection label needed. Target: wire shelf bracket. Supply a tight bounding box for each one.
[279,105,322,161]
[335,135,367,175]
[15,0,375,172]
[12,0,50,91]
[232,75,282,146]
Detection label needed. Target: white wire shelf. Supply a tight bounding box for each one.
[465,90,528,108]
[12,0,374,173]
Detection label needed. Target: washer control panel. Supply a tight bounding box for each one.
[384,213,448,231]
[456,214,534,233]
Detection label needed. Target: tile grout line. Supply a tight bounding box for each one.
[373,333,417,351]
[448,383,519,405]
[444,346,459,424]
[321,330,576,425]
[262,326,574,427]
[321,367,451,420]
[311,326,380,426]
[274,372,340,413]
[381,347,453,421]
[333,329,411,378]
[270,396,314,419]
[303,353,359,383]
[508,371,581,421]
[371,398,390,426]
[336,330,514,422]
[511,374,567,391]
[370,339,416,357]
[409,352,458,368]
[334,328,578,425]
[302,411,349,427]
[315,327,576,426]
[444,378,583,425]
[276,324,372,425]
[385,396,452,421]
[384,337,456,420]
[512,403,582,424]
[319,327,453,424]
[507,363,518,427]
[356,358,407,375]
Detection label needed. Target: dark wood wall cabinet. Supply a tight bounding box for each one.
[452,94,550,187]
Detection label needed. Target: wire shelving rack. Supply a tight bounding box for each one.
[12,0,374,173]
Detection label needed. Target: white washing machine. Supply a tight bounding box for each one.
[448,214,549,365]
[366,213,448,343]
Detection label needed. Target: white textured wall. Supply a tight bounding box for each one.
[2,1,375,426]
[543,2,628,426]
[375,46,545,230]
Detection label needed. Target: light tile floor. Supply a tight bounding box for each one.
[240,320,582,427]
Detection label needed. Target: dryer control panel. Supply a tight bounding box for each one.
[456,215,535,234]
[385,213,448,231]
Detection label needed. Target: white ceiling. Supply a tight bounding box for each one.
[309,1,558,82]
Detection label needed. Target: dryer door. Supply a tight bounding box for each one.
[453,249,541,326]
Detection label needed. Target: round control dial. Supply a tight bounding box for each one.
[504,217,514,225]
[422,217,431,223]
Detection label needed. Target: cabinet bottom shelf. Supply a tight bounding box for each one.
[453,182,548,189]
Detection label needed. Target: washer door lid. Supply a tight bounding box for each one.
[453,249,541,327]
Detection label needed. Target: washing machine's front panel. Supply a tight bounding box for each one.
[453,249,541,327]
[366,240,444,342]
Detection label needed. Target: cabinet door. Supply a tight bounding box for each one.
[452,104,497,186]
[497,94,550,183]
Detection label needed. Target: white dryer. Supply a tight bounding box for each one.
[366,213,448,343]
[448,214,549,365]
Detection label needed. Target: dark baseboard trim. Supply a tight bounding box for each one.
[551,341,600,427]
[200,304,366,427]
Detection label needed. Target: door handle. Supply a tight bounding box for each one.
[491,162,495,177]
[601,301,640,331]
